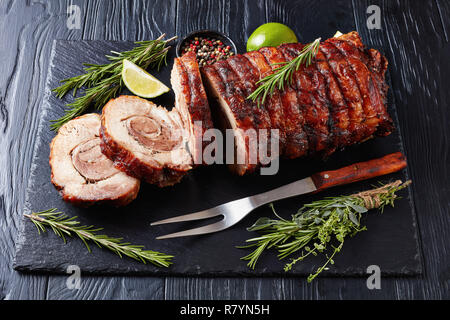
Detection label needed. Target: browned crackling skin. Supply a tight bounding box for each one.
[253,47,289,155]
[312,46,352,149]
[280,43,336,156]
[278,44,330,154]
[227,54,275,162]
[320,40,369,143]
[328,38,381,138]
[209,60,259,173]
[332,32,393,136]
[248,49,308,159]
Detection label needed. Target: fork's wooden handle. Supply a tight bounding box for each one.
[310,152,407,192]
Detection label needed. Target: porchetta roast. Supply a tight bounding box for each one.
[201,31,393,175]
[50,113,140,206]
[50,31,394,206]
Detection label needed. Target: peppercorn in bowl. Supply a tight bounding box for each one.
[176,30,237,67]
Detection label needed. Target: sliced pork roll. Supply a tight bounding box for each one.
[100,95,192,187]
[101,53,213,187]
[50,113,140,206]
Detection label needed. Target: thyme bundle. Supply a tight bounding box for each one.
[239,180,411,282]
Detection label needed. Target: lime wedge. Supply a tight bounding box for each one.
[247,23,298,52]
[122,59,170,98]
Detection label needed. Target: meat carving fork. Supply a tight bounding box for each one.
[151,152,407,239]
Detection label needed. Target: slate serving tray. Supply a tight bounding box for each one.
[13,39,422,277]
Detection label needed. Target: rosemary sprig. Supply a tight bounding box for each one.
[51,34,176,131]
[24,208,174,268]
[239,180,411,282]
[247,37,321,106]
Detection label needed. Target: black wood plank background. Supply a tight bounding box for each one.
[0,0,448,299]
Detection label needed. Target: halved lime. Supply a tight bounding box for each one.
[122,59,170,98]
[247,23,298,52]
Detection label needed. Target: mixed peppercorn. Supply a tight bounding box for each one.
[181,36,234,67]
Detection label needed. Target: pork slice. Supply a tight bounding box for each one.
[171,51,214,165]
[50,113,140,207]
[100,95,192,187]
[201,63,253,175]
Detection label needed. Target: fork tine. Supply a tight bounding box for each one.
[150,206,224,226]
[156,219,228,240]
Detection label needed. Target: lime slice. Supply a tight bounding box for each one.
[122,59,170,98]
[247,23,298,52]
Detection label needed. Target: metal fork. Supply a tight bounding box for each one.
[151,152,407,239]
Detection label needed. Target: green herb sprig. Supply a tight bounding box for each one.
[24,208,174,267]
[247,37,321,106]
[239,180,411,282]
[51,34,176,131]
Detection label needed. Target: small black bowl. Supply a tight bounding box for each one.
[176,29,238,58]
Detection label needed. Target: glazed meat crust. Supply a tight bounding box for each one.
[248,49,308,159]
[279,43,332,155]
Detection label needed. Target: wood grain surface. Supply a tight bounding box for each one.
[0,0,448,300]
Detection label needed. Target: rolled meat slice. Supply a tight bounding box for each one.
[101,52,213,187]
[100,95,192,187]
[50,113,140,206]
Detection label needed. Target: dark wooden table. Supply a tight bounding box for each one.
[0,0,448,300]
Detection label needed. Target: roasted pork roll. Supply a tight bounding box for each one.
[202,31,394,175]
[50,113,140,206]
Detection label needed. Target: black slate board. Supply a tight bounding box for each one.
[13,39,422,277]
